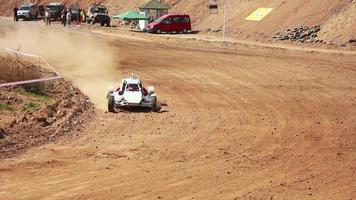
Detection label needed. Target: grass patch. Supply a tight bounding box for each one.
[0,104,15,111]
[16,88,52,101]
[22,102,39,112]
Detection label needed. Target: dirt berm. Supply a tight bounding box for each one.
[0,55,94,159]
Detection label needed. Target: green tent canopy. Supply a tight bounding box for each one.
[112,10,149,20]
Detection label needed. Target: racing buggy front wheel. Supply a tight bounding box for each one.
[108,95,118,113]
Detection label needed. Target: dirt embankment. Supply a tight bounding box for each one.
[0,54,94,159]
[1,0,355,45]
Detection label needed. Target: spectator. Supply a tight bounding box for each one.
[79,10,85,24]
[66,10,71,27]
[149,16,154,23]
[76,9,80,23]
[44,9,51,26]
[82,10,86,22]
[62,9,67,27]
[13,7,18,22]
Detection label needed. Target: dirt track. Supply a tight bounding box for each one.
[0,20,356,200]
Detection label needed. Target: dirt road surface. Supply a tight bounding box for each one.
[0,20,356,200]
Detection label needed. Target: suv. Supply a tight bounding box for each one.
[69,5,80,22]
[45,2,65,20]
[17,3,39,20]
[86,5,111,27]
[145,14,191,34]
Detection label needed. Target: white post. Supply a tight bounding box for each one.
[223,3,226,41]
[222,0,228,41]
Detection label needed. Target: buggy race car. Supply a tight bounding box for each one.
[107,76,161,113]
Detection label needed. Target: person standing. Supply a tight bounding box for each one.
[62,8,67,27]
[13,7,18,22]
[78,9,82,24]
[66,10,71,27]
[44,9,51,26]
[149,16,154,23]
[79,10,85,24]
[82,10,86,23]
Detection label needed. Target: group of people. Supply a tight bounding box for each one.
[61,8,86,27]
[44,8,85,27]
[60,8,71,27]
[45,8,86,27]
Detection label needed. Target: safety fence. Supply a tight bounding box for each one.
[0,48,62,88]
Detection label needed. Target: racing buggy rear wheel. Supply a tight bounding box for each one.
[152,96,161,112]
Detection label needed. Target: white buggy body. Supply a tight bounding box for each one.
[107,77,161,112]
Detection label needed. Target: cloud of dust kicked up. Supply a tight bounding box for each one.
[0,21,120,109]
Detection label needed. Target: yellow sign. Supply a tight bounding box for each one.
[245,8,273,21]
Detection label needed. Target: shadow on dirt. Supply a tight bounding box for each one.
[112,106,168,113]
[188,30,200,34]
[129,30,200,35]
[17,18,44,22]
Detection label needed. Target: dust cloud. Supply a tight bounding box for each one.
[0,21,120,109]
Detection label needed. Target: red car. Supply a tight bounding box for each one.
[145,14,191,34]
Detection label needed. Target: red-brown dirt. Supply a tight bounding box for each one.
[0,18,355,199]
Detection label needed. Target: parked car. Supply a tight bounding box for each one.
[17,3,39,20]
[145,14,191,34]
[69,5,80,22]
[86,5,111,27]
[45,2,65,20]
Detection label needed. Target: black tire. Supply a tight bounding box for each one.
[100,21,104,26]
[108,95,117,113]
[151,96,161,112]
[156,102,161,112]
[156,28,161,34]
[91,18,96,24]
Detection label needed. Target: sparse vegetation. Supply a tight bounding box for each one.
[16,88,52,101]
[0,103,15,111]
[22,102,39,111]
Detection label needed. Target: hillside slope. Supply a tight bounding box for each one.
[1,0,355,44]
[318,0,356,44]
